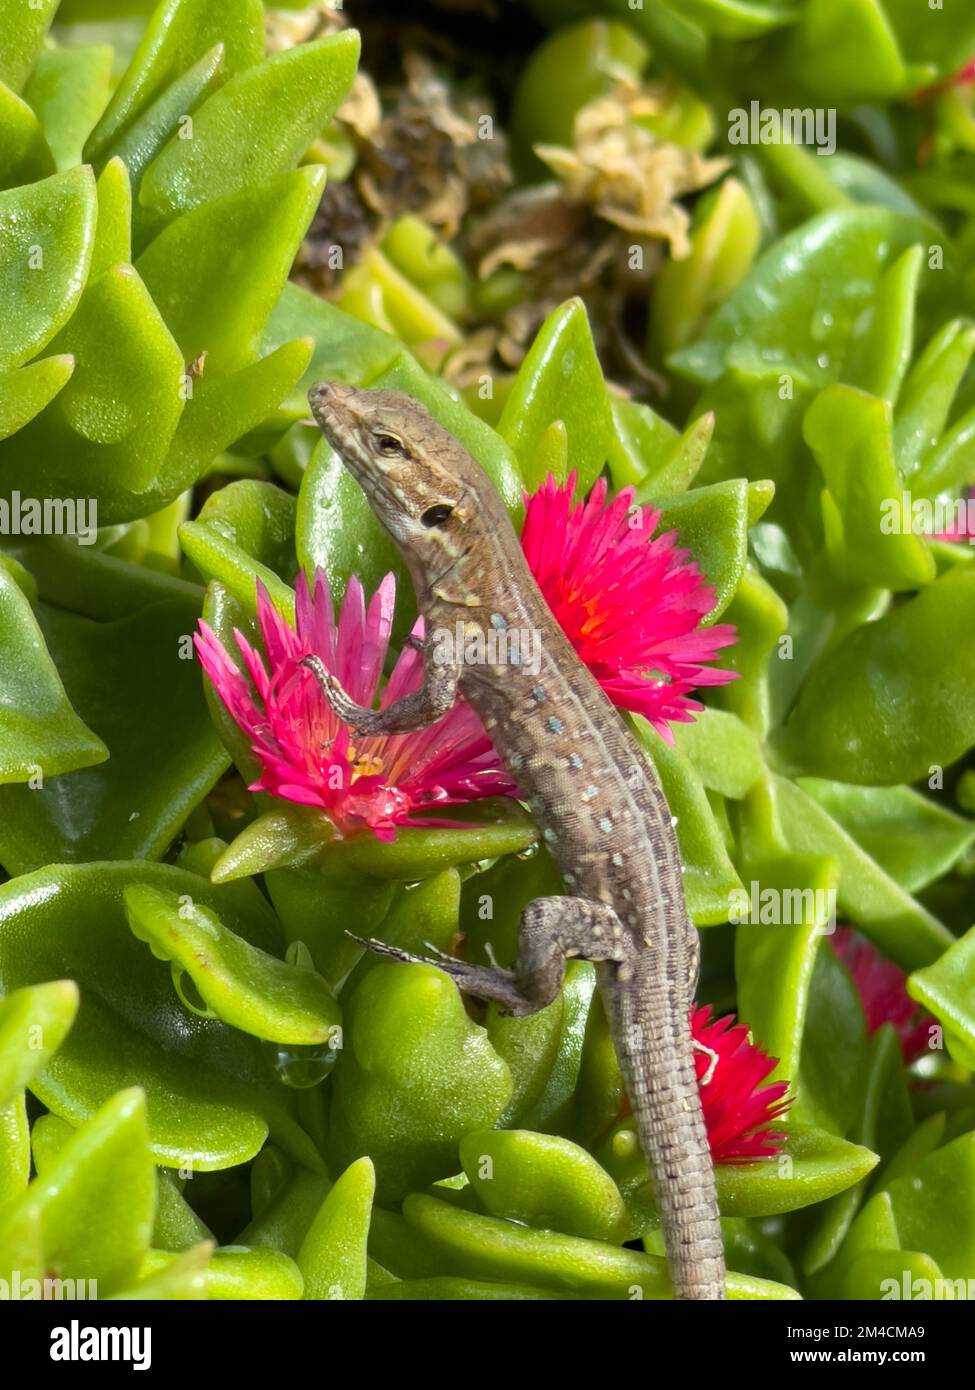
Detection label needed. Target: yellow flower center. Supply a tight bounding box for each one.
[347,745,384,781]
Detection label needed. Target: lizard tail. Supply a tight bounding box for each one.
[617,975,726,1300]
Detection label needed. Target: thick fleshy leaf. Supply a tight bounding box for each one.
[884,1134,975,1280]
[498,298,612,493]
[0,355,74,442]
[0,980,79,1108]
[401,1193,799,1299]
[0,860,319,1170]
[297,1156,374,1301]
[908,926,975,1071]
[24,43,114,170]
[0,565,107,785]
[124,884,341,1045]
[671,708,763,800]
[263,282,402,414]
[0,79,56,186]
[307,799,537,883]
[180,479,298,620]
[118,336,314,528]
[4,539,203,621]
[717,1127,879,1217]
[0,1088,155,1296]
[654,480,754,622]
[0,598,227,873]
[0,262,186,496]
[140,32,359,219]
[0,0,58,93]
[670,207,941,388]
[772,569,975,785]
[91,159,132,277]
[460,1129,627,1242]
[894,318,975,478]
[84,0,265,158]
[842,244,920,405]
[0,165,96,373]
[796,939,869,1134]
[711,568,788,737]
[804,384,935,591]
[104,42,226,195]
[769,775,953,972]
[799,1026,912,1275]
[633,411,713,501]
[0,984,77,1112]
[0,1094,29,1207]
[734,858,833,1088]
[327,963,512,1200]
[778,0,908,106]
[648,178,761,360]
[112,1242,211,1300]
[136,166,325,375]
[798,779,975,895]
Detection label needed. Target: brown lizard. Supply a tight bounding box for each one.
[304,380,726,1300]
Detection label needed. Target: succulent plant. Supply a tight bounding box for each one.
[1,0,975,1309]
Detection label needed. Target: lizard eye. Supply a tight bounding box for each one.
[421,504,454,528]
[375,433,408,458]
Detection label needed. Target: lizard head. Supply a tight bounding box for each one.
[308,380,511,596]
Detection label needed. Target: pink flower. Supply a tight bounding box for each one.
[621,1006,791,1164]
[194,571,515,840]
[692,1006,791,1163]
[520,474,737,740]
[830,927,934,1064]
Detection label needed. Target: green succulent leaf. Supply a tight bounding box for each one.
[0,0,59,96]
[0,598,227,873]
[124,884,341,1046]
[136,166,325,374]
[0,980,79,1108]
[498,297,613,492]
[0,565,107,787]
[84,0,265,159]
[0,165,96,374]
[0,860,320,1171]
[0,1087,155,1296]
[327,963,512,1200]
[296,1157,375,1301]
[139,31,359,220]
[772,568,975,786]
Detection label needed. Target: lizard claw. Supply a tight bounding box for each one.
[345,931,529,1013]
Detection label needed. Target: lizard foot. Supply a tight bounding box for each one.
[346,933,532,1014]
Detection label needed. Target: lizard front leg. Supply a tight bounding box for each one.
[352,894,627,1017]
[302,643,458,735]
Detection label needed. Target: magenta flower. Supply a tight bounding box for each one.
[691,1005,791,1163]
[521,473,737,739]
[830,928,934,1064]
[195,571,516,840]
[620,1005,792,1163]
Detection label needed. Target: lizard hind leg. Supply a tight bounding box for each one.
[348,895,626,1018]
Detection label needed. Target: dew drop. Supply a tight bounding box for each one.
[267,1041,338,1088]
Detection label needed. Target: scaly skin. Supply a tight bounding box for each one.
[306,381,725,1300]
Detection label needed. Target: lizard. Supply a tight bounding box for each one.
[303,380,726,1301]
